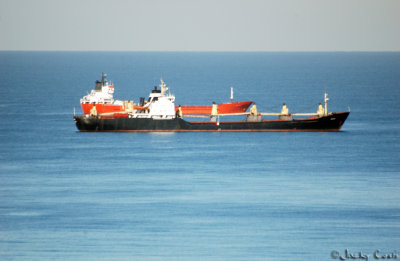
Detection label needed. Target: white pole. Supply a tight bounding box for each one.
[324,92,329,116]
[230,87,234,103]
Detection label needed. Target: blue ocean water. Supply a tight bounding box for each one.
[0,52,399,261]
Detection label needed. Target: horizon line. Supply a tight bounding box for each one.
[1,50,399,53]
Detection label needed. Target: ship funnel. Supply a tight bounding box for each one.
[95,80,102,91]
[140,97,145,106]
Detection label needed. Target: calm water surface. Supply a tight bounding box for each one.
[0,52,399,260]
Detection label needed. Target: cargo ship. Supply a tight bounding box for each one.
[80,73,124,114]
[74,77,349,132]
[80,73,251,115]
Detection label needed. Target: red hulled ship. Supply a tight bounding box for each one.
[80,73,252,115]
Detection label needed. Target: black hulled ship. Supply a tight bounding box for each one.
[74,77,349,132]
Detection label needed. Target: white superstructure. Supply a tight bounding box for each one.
[130,79,176,119]
[80,73,122,105]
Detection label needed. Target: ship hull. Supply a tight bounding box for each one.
[176,101,252,115]
[74,112,349,132]
[81,103,124,114]
[81,101,252,115]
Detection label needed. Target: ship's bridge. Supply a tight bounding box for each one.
[132,79,176,119]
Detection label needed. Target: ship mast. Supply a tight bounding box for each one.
[324,92,329,116]
[101,72,107,87]
[230,87,234,103]
[160,78,168,95]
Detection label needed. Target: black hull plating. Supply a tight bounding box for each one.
[74,112,349,132]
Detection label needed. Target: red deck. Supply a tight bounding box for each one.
[82,101,253,115]
[176,101,252,115]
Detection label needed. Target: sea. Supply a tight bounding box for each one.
[0,52,399,261]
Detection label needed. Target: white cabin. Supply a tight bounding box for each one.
[80,73,121,105]
[130,79,176,119]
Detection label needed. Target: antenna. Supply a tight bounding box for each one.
[160,78,168,95]
[101,72,107,87]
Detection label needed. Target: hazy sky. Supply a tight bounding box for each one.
[0,0,399,51]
